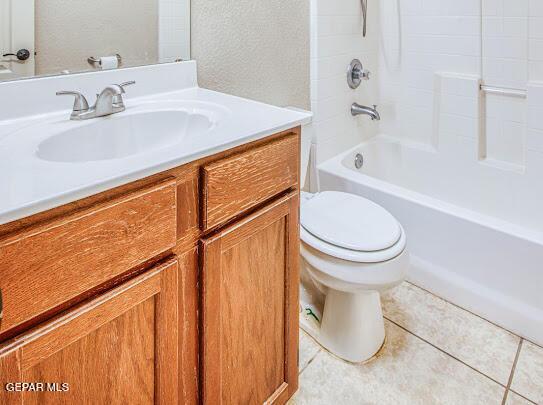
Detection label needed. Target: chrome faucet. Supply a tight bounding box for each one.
[56,81,135,120]
[351,103,380,121]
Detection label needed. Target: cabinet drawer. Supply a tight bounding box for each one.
[0,178,177,337]
[201,133,299,230]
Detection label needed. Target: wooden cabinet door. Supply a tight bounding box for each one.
[200,192,300,405]
[0,258,179,405]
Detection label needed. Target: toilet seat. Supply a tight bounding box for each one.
[301,225,406,263]
[301,191,406,263]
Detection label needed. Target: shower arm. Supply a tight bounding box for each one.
[361,0,368,37]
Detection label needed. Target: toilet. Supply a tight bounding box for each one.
[294,113,409,363]
[299,191,409,363]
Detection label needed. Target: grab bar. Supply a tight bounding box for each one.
[361,0,368,37]
[480,84,527,99]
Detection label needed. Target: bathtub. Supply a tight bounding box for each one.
[318,135,543,345]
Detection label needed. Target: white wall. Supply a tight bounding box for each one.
[481,0,543,169]
[482,0,528,167]
[308,0,543,182]
[35,0,159,75]
[310,0,380,164]
[26,0,190,77]
[373,0,543,173]
[191,0,310,110]
[378,0,481,147]
[0,0,35,79]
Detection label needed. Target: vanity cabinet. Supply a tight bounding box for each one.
[201,134,299,231]
[0,258,179,405]
[200,192,299,404]
[0,128,301,405]
[0,179,177,338]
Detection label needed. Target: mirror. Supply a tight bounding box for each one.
[0,0,190,82]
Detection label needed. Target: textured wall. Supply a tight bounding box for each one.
[191,0,310,109]
[35,0,190,77]
[35,0,159,75]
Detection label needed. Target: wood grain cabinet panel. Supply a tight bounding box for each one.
[0,129,302,405]
[0,178,177,337]
[0,258,179,405]
[200,192,300,405]
[201,133,299,231]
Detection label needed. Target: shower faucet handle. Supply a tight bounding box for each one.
[348,59,371,89]
[352,61,371,80]
[354,66,371,81]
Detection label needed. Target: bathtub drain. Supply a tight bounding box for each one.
[355,153,364,169]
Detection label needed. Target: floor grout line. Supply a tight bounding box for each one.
[299,347,321,376]
[507,389,539,405]
[298,281,540,402]
[384,316,508,389]
[501,339,524,405]
[404,281,523,340]
[519,336,543,351]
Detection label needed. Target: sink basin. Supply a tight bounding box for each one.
[36,109,214,162]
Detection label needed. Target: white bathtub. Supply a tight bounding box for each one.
[318,135,543,345]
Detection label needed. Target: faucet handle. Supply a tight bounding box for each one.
[119,80,136,90]
[56,91,89,112]
[112,81,136,105]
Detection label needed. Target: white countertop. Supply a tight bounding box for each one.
[0,62,311,225]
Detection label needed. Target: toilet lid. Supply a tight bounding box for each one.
[300,191,402,252]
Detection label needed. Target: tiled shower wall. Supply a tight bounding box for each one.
[310,0,380,164]
[311,0,543,171]
[378,0,481,148]
[376,0,543,170]
[483,0,529,168]
[158,0,190,62]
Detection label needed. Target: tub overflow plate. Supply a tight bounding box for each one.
[355,153,364,169]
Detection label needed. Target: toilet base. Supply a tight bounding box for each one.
[301,289,385,363]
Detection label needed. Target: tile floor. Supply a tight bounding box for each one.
[291,282,543,405]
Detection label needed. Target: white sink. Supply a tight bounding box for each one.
[36,109,214,162]
[0,61,311,225]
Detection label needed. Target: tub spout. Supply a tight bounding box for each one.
[351,103,381,121]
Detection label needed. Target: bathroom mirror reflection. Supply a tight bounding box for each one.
[0,0,190,82]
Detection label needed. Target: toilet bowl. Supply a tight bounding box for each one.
[299,191,409,363]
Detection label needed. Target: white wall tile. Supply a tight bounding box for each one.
[310,0,379,164]
[435,73,481,155]
[311,0,543,175]
[527,128,543,152]
[159,0,190,62]
[377,0,481,146]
